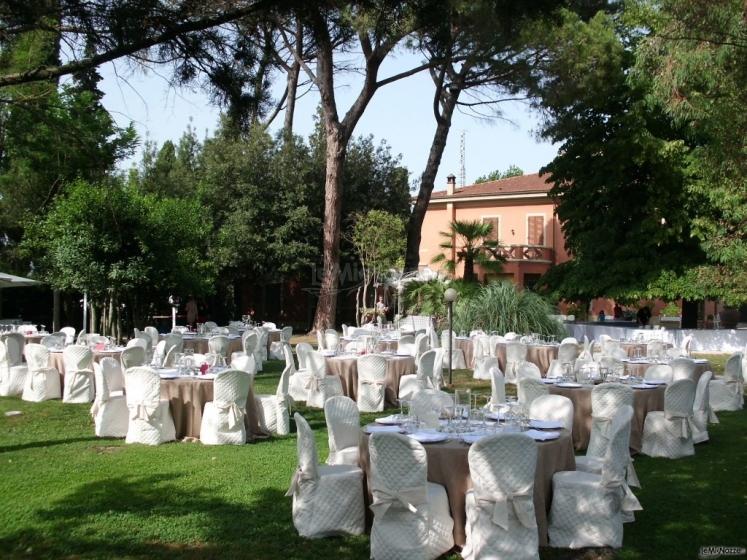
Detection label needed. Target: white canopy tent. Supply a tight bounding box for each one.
[0,272,43,322]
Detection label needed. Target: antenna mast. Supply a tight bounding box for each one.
[459,130,466,187]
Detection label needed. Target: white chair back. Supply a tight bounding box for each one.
[127,337,148,350]
[665,378,696,419]
[409,389,447,428]
[121,346,146,369]
[208,335,230,357]
[560,337,578,345]
[41,334,65,349]
[24,343,50,371]
[670,358,697,382]
[2,333,24,365]
[231,353,256,374]
[529,394,574,431]
[60,326,76,345]
[282,343,297,373]
[557,342,579,364]
[295,342,314,370]
[587,383,634,457]
[242,331,258,354]
[416,349,438,388]
[516,361,542,381]
[324,329,340,352]
[324,396,360,463]
[144,326,159,348]
[213,369,251,410]
[601,405,635,486]
[124,366,161,408]
[369,432,427,509]
[397,335,415,355]
[293,412,319,481]
[506,341,528,363]
[723,353,742,382]
[281,326,293,342]
[644,364,673,383]
[517,378,548,407]
[316,329,326,351]
[63,344,93,372]
[490,367,506,404]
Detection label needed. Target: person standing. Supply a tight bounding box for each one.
[185,296,198,327]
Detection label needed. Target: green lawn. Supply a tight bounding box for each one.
[1,357,744,560]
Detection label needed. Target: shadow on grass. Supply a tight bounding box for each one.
[0,473,370,559]
[0,436,100,454]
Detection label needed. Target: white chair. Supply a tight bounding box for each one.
[62,345,95,403]
[504,332,518,340]
[90,357,128,437]
[529,394,574,431]
[473,355,499,382]
[692,371,716,444]
[76,330,88,345]
[490,367,506,405]
[203,321,218,331]
[286,413,365,538]
[357,354,388,412]
[670,357,697,382]
[124,366,176,445]
[287,343,313,403]
[441,330,466,369]
[641,379,696,458]
[409,389,452,429]
[21,343,61,401]
[324,395,360,466]
[557,342,579,365]
[255,365,291,436]
[305,350,343,409]
[397,334,415,355]
[144,326,160,350]
[667,334,693,358]
[517,378,548,407]
[399,349,438,401]
[516,361,542,382]
[40,334,64,349]
[578,336,593,361]
[324,329,340,353]
[60,326,76,345]
[504,341,528,383]
[161,333,183,366]
[126,337,148,350]
[242,331,264,374]
[208,335,230,365]
[200,369,252,445]
[644,364,674,384]
[646,340,666,359]
[586,383,634,458]
[488,335,503,356]
[368,432,454,559]
[0,337,27,396]
[414,332,429,361]
[270,326,293,360]
[561,337,578,345]
[256,328,269,366]
[472,335,492,380]
[231,352,257,374]
[549,405,641,548]
[708,353,743,412]
[316,329,326,351]
[463,433,539,560]
[121,346,147,369]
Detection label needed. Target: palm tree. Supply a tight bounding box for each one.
[431,220,504,282]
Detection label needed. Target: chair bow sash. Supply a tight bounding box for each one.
[475,488,536,530]
[666,411,694,439]
[626,457,640,488]
[361,378,386,386]
[130,402,157,422]
[285,467,315,497]
[370,483,426,518]
[305,375,321,392]
[602,472,642,513]
[214,399,244,429]
[593,415,613,442]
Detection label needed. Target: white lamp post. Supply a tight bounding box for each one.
[444,287,458,386]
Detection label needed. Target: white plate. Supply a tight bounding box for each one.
[632,383,657,389]
[556,382,582,388]
[364,424,403,434]
[541,378,558,384]
[524,429,560,441]
[693,359,709,363]
[462,431,492,444]
[486,411,506,421]
[407,431,447,443]
[374,415,401,425]
[529,419,564,429]
[644,379,668,385]
[159,373,182,379]
[198,373,216,380]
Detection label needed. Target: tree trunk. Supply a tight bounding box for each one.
[282,19,302,141]
[313,125,346,330]
[464,256,475,283]
[404,80,461,272]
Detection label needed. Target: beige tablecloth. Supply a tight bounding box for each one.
[548,384,665,452]
[623,360,711,382]
[49,349,123,385]
[620,341,673,358]
[455,338,474,368]
[325,355,415,407]
[175,336,243,356]
[159,377,268,441]
[496,343,558,375]
[359,429,575,547]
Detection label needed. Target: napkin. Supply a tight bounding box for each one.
[364,424,403,434]
[524,429,560,441]
[407,430,447,443]
[529,419,564,429]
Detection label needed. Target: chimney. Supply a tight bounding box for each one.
[446,173,456,196]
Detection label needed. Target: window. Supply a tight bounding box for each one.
[527,215,544,245]
[482,216,500,242]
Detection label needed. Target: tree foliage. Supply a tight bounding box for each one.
[474,165,524,184]
[431,219,503,283]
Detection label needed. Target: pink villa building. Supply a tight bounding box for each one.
[419,172,569,289]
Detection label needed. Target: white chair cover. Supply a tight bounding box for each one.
[60,326,76,345]
[504,342,528,383]
[41,334,65,349]
[208,335,230,357]
[516,361,542,382]
[529,395,574,431]
[255,365,291,435]
[121,346,147,369]
[286,343,312,403]
[124,366,176,445]
[641,378,696,458]
[369,432,454,559]
[463,433,539,560]
[21,343,61,402]
[0,338,26,397]
[587,383,634,458]
[488,335,503,356]
[399,349,439,401]
[305,351,343,409]
[144,326,159,350]
[692,371,715,444]
[324,329,340,353]
[560,337,578,345]
[357,354,387,412]
[90,357,128,437]
[256,328,269,366]
[440,330,466,369]
[62,345,95,403]
[409,389,452,429]
[709,352,743,412]
[490,367,506,405]
[517,378,548,407]
[286,413,365,538]
[324,395,360,465]
[316,329,326,351]
[557,342,579,365]
[473,355,498,382]
[397,335,415,356]
[644,364,673,384]
[549,405,641,548]
[200,369,252,445]
[670,357,697,382]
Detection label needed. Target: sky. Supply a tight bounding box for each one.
[98,50,559,190]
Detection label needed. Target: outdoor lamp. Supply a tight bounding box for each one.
[444,288,458,385]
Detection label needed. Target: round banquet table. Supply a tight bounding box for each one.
[169,335,243,356]
[267,329,281,354]
[23,334,45,345]
[340,339,399,353]
[620,341,672,358]
[358,428,576,547]
[49,348,124,386]
[496,342,558,375]
[324,354,415,407]
[454,337,475,368]
[548,383,665,452]
[622,359,711,382]
[159,375,268,441]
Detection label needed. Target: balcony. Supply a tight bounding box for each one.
[486,244,554,264]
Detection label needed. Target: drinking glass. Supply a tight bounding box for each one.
[454,389,471,431]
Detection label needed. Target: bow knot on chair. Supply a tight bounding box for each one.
[214,399,244,429]
[370,483,426,517]
[131,402,157,422]
[665,411,694,440]
[602,472,643,514]
[305,375,321,392]
[285,467,316,496]
[476,488,536,530]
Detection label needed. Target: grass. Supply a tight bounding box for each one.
[0,356,744,560]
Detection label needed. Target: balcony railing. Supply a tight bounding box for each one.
[486,244,554,263]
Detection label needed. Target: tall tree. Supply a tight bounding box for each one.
[475,165,524,183]
[431,219,502,283]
